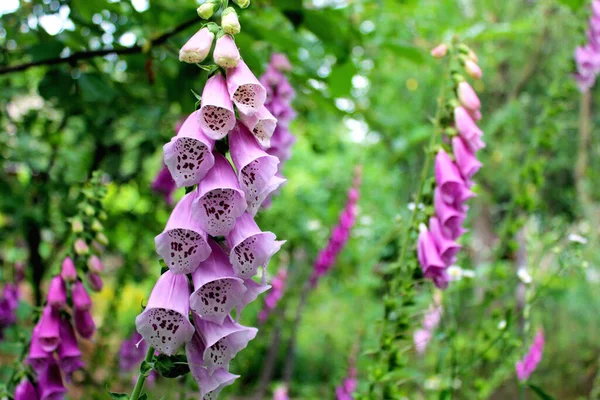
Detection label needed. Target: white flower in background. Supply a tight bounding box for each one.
[497,319,507,330]
[307,219,321,231]
[447,265,463,281]
[568,233,588,244]
[424,376,441,390]
[461,269,475,278]
[517,268,532,284]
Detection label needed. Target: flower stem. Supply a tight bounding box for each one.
[130,346,155,400]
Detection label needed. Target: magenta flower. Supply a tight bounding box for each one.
[199,74,237,140]
[454,107,485,153]
[14,378,38,400]
[189,240,247,325]
[213,34,241,68]
[192,313,257,374]
[152,164,177,205]
[60,257,77,282]
[193,153,247,237]
[47,276,67,310]
[57,318,83,374]
[155,191,212,274]
[434,149,473,206]
[71,281,92,311]
[135,270,195,355]
[452,136,482,182]
[185,331,240,398]
[229,125,286,215]
[0,284,19,338]
[227,59,267,115]
[259,267,287,323]
[457,81,480,111]
[74,308,96,339]
[433,189,466,240]
[163,111,216,188]
[516,330,545,381]
[273,386,290,400]
[179,27,215,64]
[226,212,284,279]
[27,326,52,371]
[238,106,278,147]
[36,306,61,352]
[428,217,461,265]
[86,272,103,292]
[37,359,66,400]
[119,331,148,372]
[335,365,358,400]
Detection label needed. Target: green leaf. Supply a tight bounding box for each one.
[383,41,426,64]
[527,383,555,400]
[108,392,130,400]
[38,70,75,102]
[555,0,585,11]
[154,354,190,379]
[78,73,118,103]
[29,41,64,63]
[138,394,148,400]
[328,61,357,98]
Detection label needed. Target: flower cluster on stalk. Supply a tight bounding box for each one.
[15,173,108,400]
[133,3,286,398]
[310,166,362,286]
[418,44,484,289]
[515,330,544,381]
[574,0,600,92]
[0,263,23,340]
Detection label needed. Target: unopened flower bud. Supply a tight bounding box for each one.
[213,34,241,68]
[197,0,221,19]
[74,239,89,256]
[91,219,103,232]
[430,44,448,58]
[61,257,77,282]
[96,232,109,246]
[232,0,250,8]
[87,272,103,292]
[179,27,215,64]
[221,7,241,35]
[87,255,104,274]
[463,58,482,79]
[71,219,84,233]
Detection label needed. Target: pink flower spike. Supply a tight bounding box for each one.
[227,59,268,115]
[74,308,96,339]
[199,74,237,140]
[57,318,83,374]
[416,225,445,274]
[428,217,461,265]
[72,281,92,311]
[226,212,284,279]
[189,240,247,325]
[238,106,278,147]
[193,153,247,236]
[47,276,67,310]
[434,149,472,206]
[213,34,241,68]
[155,191,212,274]
[60,257,77,282]
[37,306,61,352]
[433,189,466,240]
[27,326,52,371]
[457,81,481,111]
[179,27,215,64]
[452,136,482,181]
[229,125,286,215]
[192,313,257,375]
[135,271,195,355]
[163,111,216,187]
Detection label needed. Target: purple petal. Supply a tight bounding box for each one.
[200,74,237,139]
[226,59,267,115]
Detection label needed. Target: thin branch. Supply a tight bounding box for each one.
[0,17,199,75]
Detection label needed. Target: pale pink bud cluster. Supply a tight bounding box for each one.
[417,51,484,289]
[413,303,442,354]
[310,168,362,286]
[515,330,545,381]
[574,0,600,92]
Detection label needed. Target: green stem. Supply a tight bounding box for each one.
[130,346,155,400]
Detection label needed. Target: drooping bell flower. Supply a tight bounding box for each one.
[71,281,92,311]
[193,153,247,237]
[47,276,67,310]
[57,318,84,374]
[152,164,177,205]
[155,191,212,274]
[192,313,257,374]
[229,125,286,215]
[37,306,61,352]
[86,272,103,292]
[27,326,52,371]
[38,359,67,400]
[226,212,284,279]
[135,270,195,355]
[119,331,148,372]
[456,81,480,111]
[259,267,287,323]
[213,34,241,68]
[417,224,449,289]
[238,106,277,147]
[516,330,545,381]
[199,74,237,140]
[60,257,77,282]
[464,59,482,79]
[428,217,461,266]
[179,27,215,64]
[185,331,239,398]
[74,308,96,339]
[163,111,216,188]
[434,149,474,206]
[226,59,267,115]
[452,136,482,182]
[14,378,39,400]
[189,240,247,325]
[433,189,466,240]
[453,107,485,153]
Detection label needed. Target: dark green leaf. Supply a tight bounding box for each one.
[154,354,190,379]
[108,392,130,400]
[528,383,555,400]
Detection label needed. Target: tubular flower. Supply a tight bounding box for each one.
[574,2,600,92]
[311,169,362,286]
[155,191,212,274]
[258,267,287,323]
[516,330,545,381]
[37,306,61,352]
[60,257,77,282]
[38,359,67,400]
[74,309,96,339]
[213,34,241,68]
[57,318,84,375]
[417,49,485,289]
[179,27,215,64]
[164,111,216,187]
[199,74,237,140]
[226,59,267,115]
[47,276,67,310]
[14,378,39,400]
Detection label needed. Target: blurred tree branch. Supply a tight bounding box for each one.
[0,17,200,75]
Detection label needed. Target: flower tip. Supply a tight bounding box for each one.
[222,7,241,35]
[430,44,448,58]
